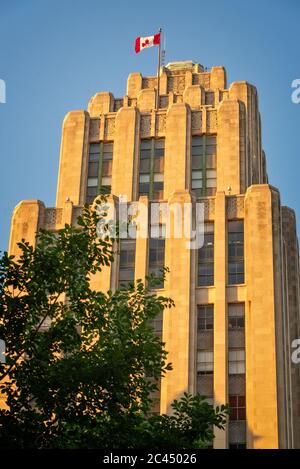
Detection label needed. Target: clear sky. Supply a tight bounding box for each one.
[0,0,299,252]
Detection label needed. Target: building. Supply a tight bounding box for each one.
[8,60,300,449]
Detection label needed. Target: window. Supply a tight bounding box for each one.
[203,397,214,406]
[191,136,216,197]
[118,239,136,288]
[159,96,169,108]
[228,220,244,285]
[228,303,246,447]
[197,351,214,375]
[228,350,245,375]
[229,374,246,395]
[228,303,245,330]
[101,143,113,194]
[229,443,246,450]
[139,138,164,200]
[228,303,245,348]
[198,223,214,286]
[205,92,215,106]
[86,143,100,203]
[86,142,113,204]
[229,395,246,421]
[197,305,214,330]
[148,235,165,289]
[228,420,246,448]
[149,311,163,339]
[0,339,5,364]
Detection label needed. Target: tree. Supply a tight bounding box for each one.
[0,197,227,448]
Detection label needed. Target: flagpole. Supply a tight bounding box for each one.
[156,28,162,110]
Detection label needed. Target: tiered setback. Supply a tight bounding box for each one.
[7,62,300,448]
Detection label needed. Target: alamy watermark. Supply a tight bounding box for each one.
[95,197,205,250]
[291,79,300,104]
[0,79,6,104]
[291,339,300,364]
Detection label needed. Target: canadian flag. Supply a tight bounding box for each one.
[135,33,161,53]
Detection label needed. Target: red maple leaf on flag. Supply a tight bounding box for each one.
[135,33,160,53]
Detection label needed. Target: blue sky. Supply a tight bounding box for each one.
[0,0,299,252]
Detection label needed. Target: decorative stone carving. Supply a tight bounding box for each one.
[89,118,100,142]
[155,113,166,135]
[199,198,215,220]
[167,75,185,94]
[140,114,151,137]
[227,196,245,219]
[104,117,115,139]
[206,109,217,132]
[227,198,237,218]
[208,198,215,217]
[191,111,202,132]
[198,73,211,89]
[44,208,63,229]
[56,209,63,225]
[142,77,157,89]
[236,197,245,217]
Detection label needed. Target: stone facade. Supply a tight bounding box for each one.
[7,61,300,449]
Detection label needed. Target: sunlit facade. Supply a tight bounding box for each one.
[8,61,300,448]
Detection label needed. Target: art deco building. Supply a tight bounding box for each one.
[7,61,300,449]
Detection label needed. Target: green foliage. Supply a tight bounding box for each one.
[0,196,228,448]
[138,393,228,449]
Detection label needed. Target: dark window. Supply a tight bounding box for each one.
[198,223,214,286]
[228,410,246,447]
[86,144,100,204]
[0,339,6,364]
[197,304,214,396]
[159,95,169,108]
[148,238,165,289]
[228,300,246,447]
[228,350,245,375]
[118,239,136,288]
[228,303,245,330]
[86,142,113,203]
[228,220,244,285]
[197,351,213,375]
[205,92,215,106]
[191,136,216,197]
[88,161,99,178]
[229,395,246,421]
[197,305,214,330]
[139,138,164,200]
[151,311,163,337]
[101,143,113,194]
